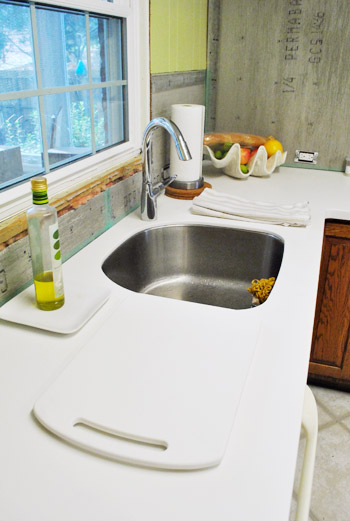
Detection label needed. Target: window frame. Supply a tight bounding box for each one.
[0,0,149,221]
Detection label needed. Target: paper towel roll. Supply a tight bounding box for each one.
[169,104,205,184]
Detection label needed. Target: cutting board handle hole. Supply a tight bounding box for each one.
[74,420,168,452]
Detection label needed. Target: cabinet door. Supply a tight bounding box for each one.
[309,221,350,390]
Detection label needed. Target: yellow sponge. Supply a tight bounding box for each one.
[248,277,276,304]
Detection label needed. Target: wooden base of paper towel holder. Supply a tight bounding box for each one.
[165,181,212,200]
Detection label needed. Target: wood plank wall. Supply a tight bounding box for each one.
[214,0,350,171]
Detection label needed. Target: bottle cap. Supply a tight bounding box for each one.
[31,177,47,191]
[31,177,48,204]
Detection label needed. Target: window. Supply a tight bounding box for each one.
[0,0,149,216]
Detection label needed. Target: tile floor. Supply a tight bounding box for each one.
[289,385,350,521]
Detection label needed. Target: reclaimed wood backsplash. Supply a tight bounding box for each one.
[214,0,350,171]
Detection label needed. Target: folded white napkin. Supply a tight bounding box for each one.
[191,188,311,227]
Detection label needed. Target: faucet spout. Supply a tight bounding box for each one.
[141,117,191,221]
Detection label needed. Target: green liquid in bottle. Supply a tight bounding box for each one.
[34,271,65,311]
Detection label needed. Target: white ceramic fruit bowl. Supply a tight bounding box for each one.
[204,143,287,180]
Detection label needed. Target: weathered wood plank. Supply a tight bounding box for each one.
[215,0,350,171]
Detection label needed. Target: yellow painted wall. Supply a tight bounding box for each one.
[150,0,208,74]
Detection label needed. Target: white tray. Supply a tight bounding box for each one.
[0,274,111,334]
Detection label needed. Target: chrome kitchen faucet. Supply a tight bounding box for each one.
[141,117,192,221]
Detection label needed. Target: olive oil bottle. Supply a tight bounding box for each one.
[26,177,65,310]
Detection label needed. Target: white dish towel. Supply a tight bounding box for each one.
[191,188,311,227]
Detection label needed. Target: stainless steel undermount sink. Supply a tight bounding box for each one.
[102,224,284,310]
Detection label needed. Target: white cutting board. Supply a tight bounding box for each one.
[34,294,262,470]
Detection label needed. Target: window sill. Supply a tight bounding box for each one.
[0,142,142,223]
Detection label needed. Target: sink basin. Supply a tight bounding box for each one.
[102,224,284,310]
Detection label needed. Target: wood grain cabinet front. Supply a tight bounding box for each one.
[309,220,350,391]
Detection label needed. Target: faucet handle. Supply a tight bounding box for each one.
[153,163,176,191]
[161,164,176,187]
[161,175,176,188]
[152,175,177,197]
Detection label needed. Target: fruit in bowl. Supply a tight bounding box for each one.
[263,137,283,157]
[211,135,283,160]
[203,132,287,179]
[214,143,252,172]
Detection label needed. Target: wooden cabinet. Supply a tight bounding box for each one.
[309,220,350,391]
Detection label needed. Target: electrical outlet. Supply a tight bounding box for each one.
[294,150,318,164]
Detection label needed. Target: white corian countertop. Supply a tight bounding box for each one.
[1,162,350,521]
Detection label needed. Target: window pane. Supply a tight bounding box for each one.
[37,6,88,89]
[90,15,125,82]
[0,97,43,189]
[44,91,92,169]
[94,86,127,151]
[0,1,36,93]
[0,2,129,191]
